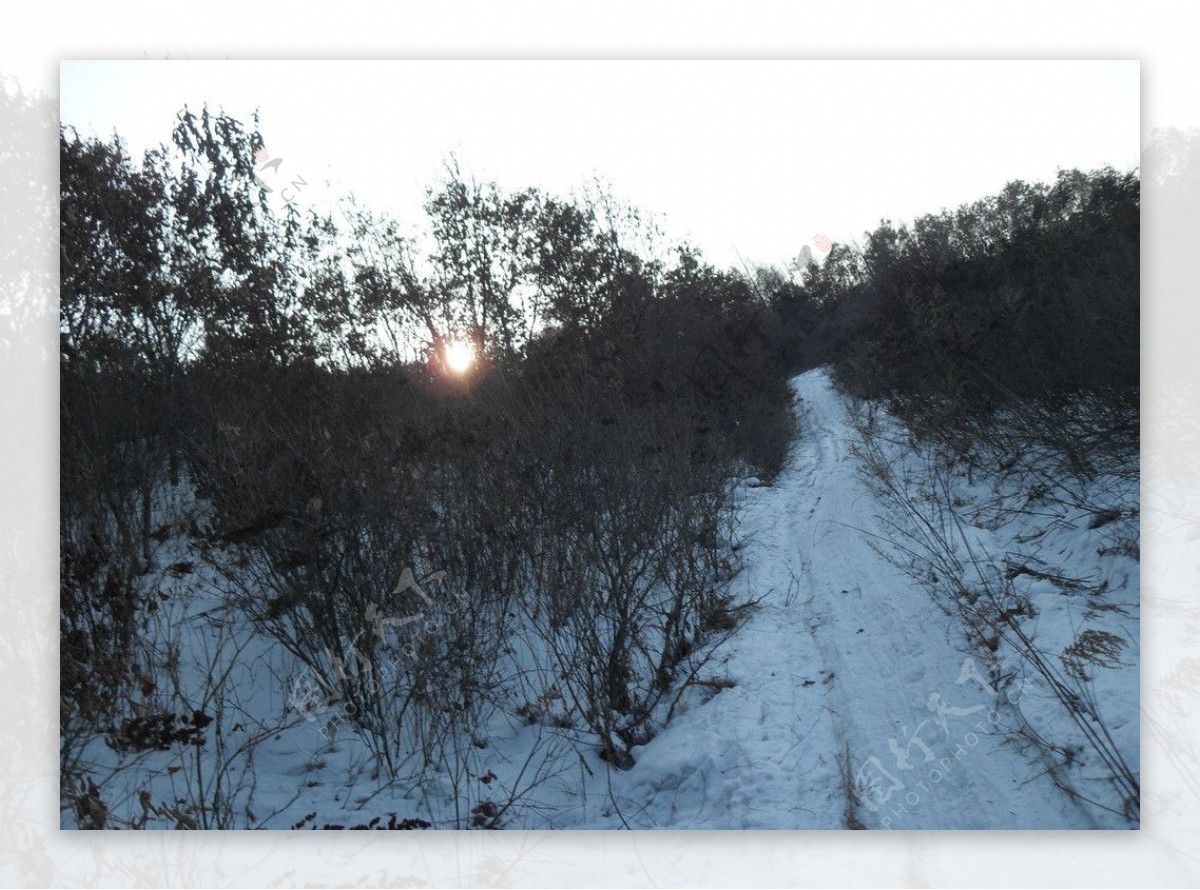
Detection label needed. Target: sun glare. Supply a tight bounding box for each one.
[444,338,476,375]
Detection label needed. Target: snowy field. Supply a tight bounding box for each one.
[66,368,1139,830]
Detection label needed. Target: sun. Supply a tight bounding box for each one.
[443,338,476,375]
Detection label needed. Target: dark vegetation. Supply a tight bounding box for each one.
[59,109,792,825]
[59,104,1141,827]
[771,166,1138,436]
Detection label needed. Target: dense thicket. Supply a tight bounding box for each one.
[60,108,792,811]
[770,168,1139,430]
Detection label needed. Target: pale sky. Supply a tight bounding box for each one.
[59,60,1139,270]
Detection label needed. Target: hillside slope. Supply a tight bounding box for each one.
[67,369,1136,829]
[606,368,1112,829]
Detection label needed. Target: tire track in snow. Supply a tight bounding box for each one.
[785,369,1092,829]
[609,368,1090,829]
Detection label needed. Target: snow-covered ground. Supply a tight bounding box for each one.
[67,368,1138,829]
[607,368,1135,829]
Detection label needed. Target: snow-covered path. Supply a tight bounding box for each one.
[615,369,1093,829]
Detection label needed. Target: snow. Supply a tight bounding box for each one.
[66,368,1138,829]
[609,368,1129,829]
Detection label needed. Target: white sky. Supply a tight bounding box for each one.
[59,60,1139,270]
